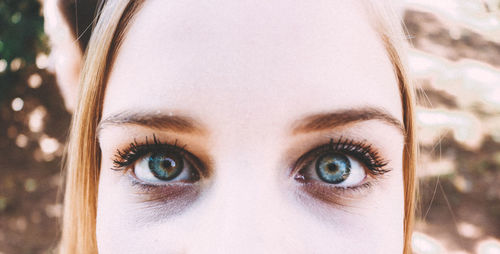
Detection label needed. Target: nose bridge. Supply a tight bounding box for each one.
[213,157,278,232]
[190,156,298,253]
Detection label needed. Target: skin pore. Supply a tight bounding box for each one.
[96,0,405,253]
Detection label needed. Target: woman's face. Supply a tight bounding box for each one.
[96,0,405,253]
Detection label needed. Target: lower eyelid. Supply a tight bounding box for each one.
[129,168,200,188]
[127,182,202,221]
[297,181,376,206]
[127,175,201,203]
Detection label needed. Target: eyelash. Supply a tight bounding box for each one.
[112,134,189,171]
[294,137,390,177]
[111,135,391,199]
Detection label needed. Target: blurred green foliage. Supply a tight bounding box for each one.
[0,0,47,103]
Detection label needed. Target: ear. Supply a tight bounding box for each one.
[44,0,83,112]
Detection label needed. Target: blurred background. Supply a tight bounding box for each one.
[0,0,499,253]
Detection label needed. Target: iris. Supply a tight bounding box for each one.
[148,152,184,181]
[315,152,351,184]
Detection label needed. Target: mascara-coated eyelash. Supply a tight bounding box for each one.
[295,137,389,175]
[293,137,391,187]
[112,134,182,170]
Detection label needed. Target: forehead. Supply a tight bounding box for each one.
[103,0,402,129]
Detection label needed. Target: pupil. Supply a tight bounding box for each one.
[148,152,183,181]
[162,159,174,169]
[327,163,339,173]
[315,152,351,184]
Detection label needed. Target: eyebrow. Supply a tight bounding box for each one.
[291,107,404,135]
[97,111,206,137]
[97,107,404,138]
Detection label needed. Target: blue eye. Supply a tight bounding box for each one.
[147,152,184,181]
[134,150,198,184]
[112,135,203,185]
[293,138,391,188]
[315,152,351,184]
[296,149,366,188]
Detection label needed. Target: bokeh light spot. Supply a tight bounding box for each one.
[45,204,62,218]
[28,106,47,132]
[477,239,500,254]
[36,53,49,69]
[39,135,59,155]
[24,178,37,192]
[10,12,22,24]
[11,97,24,111]
[412,231,445,254]
[15,134,28,148]
[0,196,7,211]
[0,59,7,73]
[28,73,42,88]
[457,222,482,239]
[10,58,23,71]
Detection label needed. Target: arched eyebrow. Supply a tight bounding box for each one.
[97,111,207,137]
[97,107,403,138]
[291,107,404,135]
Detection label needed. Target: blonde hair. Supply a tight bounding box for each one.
[60,1,416,253]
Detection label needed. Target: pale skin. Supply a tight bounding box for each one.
[96,0,405,253]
